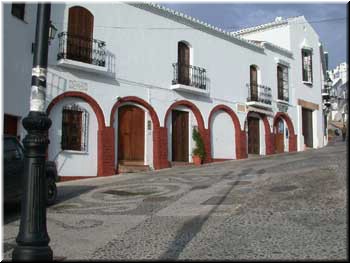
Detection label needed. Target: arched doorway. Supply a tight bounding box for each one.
[247,116,260,154]
[164,100,209,164]
[274,118,285,153]
[117,105,145,165]
[273,112,297,152]
[67,6,94,63]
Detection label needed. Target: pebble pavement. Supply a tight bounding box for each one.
[2,140,348,261]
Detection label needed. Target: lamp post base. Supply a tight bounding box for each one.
[12,245,53,261]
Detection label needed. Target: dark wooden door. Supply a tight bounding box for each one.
[118,105,145,162]
[250,66,258,101]
[172,110,189,162]
[302,108,313,148]
[178,42,190,85]
[248,117,260,154]
[67,6,94,63]
[4,114,18,136]
[275,119,284,153]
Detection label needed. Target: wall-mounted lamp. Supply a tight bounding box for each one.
[48,21,57,42]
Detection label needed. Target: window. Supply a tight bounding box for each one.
[302,49,313,83]
[11,3,25,20]
[61,104,88,152]
[177,41,190,85]
[277,64,289,101]
[250,65,258,101]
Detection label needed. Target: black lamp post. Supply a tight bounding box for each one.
[12,3,53,261]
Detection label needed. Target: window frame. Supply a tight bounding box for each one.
[61,104,89,153]
[11,3,25,21]
[302,48,313,84]
[277,63,289,102]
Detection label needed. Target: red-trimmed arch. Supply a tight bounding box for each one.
[273,112,297,152]
[245,111,274,155]
[208,104,243,160]
[164,100,205,131]
[109,96,166,170]
[46,91,113,177]
[46,91,106,128]
[164,100,211,163]
[110,96,160,128]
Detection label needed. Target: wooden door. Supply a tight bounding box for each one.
[67,6,94,63]
[275,119,284,153]
[178,42,190,85]
[250,66,258,101]
[302,108,313,148]
[4,114,18,136]
[172,110,189,162]
[248,117,260,154]
[118,106,145,162]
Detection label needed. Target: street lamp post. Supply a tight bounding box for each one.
[12,4,53,261]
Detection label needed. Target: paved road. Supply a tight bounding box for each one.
[2,140,348,260]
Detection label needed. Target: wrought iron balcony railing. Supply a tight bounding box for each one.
[57,32,106,67]
[246,83,272,105]
[172,63,207,90]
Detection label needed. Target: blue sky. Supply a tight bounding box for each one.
[160,3,347,69]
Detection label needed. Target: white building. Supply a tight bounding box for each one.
[3,3,328,181]
[327,62,348,124]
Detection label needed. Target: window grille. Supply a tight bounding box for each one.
[277,64,289,101]
[302,49,313,83]
[61,104,88,152]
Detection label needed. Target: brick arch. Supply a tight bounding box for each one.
[109,96,168,170]
[110,96,160,128]
[46,91,115,177]
[245,111,274,155]
[273,112,297,152]
[164,100,211,163]
[47,91,105,128]
[208,105,246,159]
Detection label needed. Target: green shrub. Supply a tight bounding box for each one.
[192,128,206,160]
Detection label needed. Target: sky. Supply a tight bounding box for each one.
[160,2,347,70]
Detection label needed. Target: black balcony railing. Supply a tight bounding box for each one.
[57,32,106,67]
[172,63,207,90]
[246,83,272,105]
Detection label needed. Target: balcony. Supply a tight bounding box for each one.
[246,83,272,109]
[57,32,108,75]
[171,63,208,95]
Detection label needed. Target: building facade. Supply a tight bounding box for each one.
[3,3,328,180]
[327,62,348,124]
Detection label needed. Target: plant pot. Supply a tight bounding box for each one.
[192,155,202,166]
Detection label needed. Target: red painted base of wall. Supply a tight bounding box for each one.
[59,174,115,182]
[212,158,233,162]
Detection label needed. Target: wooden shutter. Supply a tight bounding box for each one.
[62,109,82,151]
[277,65,284,100]
[178,42,190,85]
[67,6,94,63]
[250,66,258,101]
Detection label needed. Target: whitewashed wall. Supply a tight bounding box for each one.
[210,110,236,159]
[3,4,37,139]
[48,97,98,177]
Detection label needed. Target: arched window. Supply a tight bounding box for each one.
[67,6,94,64]
[178,41,190,85]
[62,104,89,152]
[250,65,258,101]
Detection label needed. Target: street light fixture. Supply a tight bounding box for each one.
[48,21,57,42]
[12,4,53,261]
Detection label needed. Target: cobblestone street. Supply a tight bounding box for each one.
[2,140,348,261]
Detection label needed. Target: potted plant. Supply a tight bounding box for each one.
[192,128,206,166]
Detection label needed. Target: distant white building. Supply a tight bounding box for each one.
[327,62,348,124]
[3,3,328,181]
